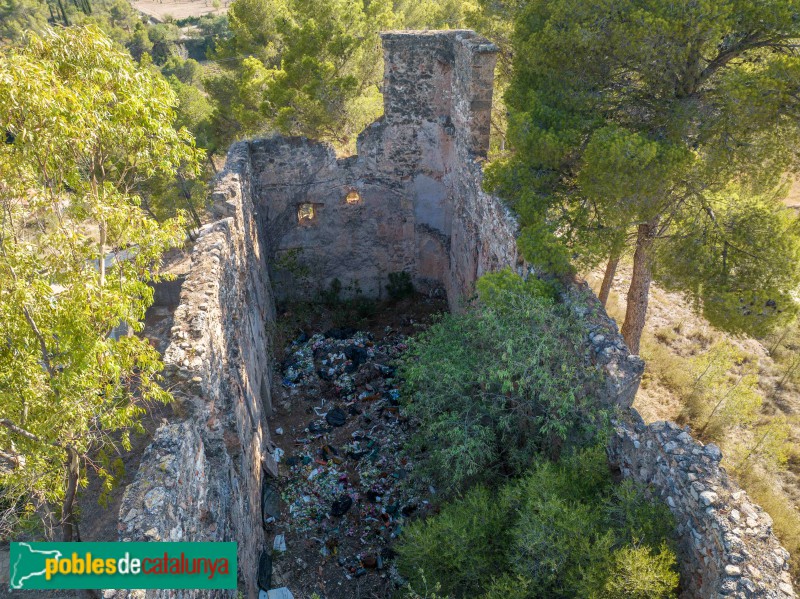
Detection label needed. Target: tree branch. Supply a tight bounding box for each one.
[0,418,45,444]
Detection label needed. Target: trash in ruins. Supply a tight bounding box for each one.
[264,328,433,594]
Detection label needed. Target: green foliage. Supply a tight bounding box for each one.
[398,486,512,595]
[655,184,800,336]
[0,0,139,45]
[0,26,202,538]
[387,271,414,300]
[0,0,50,42]
[162,56,203,85]
[475,267,556,305]
[397,447,678,599]
[401,272,605,494]
[207,0,395,149]
[730,416,793,475]
[146,22,182,64]
[486,0,800,340]
[128,22,153,61]
[395,0,473,30]
[169,74,215,146]
[598,544,679,599]
[479,575,532,599]
[205,0,513,151]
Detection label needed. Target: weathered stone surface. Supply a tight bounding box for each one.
[115,144,275,599]
[251,30,511,305]
[609,417,796,598]
[115,30,794,599]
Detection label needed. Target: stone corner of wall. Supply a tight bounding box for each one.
[559,279,644,409]
[454,30,498,54]
[608,415,796,598]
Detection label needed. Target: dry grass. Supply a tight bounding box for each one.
[738,466,800,574]
[585,263,800,583]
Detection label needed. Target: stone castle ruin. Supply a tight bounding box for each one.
[111,31,796,599]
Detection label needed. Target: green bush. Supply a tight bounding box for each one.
[396,486,512,596]
[479,575,533,599]
[396,447,678,599]
[475,267,558,305]
[387,271,415,299]
[597,544,679,599]
[400,271,605,494]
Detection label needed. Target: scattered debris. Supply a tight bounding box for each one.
[265,326,435,598]
[257,550,272,592]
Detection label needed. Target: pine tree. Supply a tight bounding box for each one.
[486,0,800,352]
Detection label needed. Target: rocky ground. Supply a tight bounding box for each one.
[262,295,447,599]
[588,265,800,494]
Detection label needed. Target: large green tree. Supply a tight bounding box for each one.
[203,0,521,153]
[0,26,202,540]
[206,0,397,151]
[486,0,800,353]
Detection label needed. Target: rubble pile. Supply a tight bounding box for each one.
[263,327,432,598]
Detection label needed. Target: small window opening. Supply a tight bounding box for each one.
[345,190,361,205]
[297,203,317,225]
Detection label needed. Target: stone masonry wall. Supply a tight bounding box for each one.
[242,30,794,598]
[250,30,509,307]
[113,143,274,599]
[116,29,795,599]
[609,417,795,599]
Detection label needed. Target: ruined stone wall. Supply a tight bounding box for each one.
[113,143,274,599]
[115,29,795,599]
[609,418,795,599]
[250,30,509,307]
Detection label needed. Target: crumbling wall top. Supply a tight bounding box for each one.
[379,29,498,156]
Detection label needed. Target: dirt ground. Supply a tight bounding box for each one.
[264,294,447,599]
[585,264,800,514]
[786,177,800,211]
[131,0,227,21]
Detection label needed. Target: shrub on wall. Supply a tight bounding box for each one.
[397,447,678,599]
[400,270,606,494]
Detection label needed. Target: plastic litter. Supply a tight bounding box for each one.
[257,550,272,591]
[330,494,353,517]
[267,327,434,591]
[325,407,347,427]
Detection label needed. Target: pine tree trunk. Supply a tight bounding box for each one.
[56,0,70,25]
[621,222,658,354]
[598,250,620,308]
[62,447,79,542]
